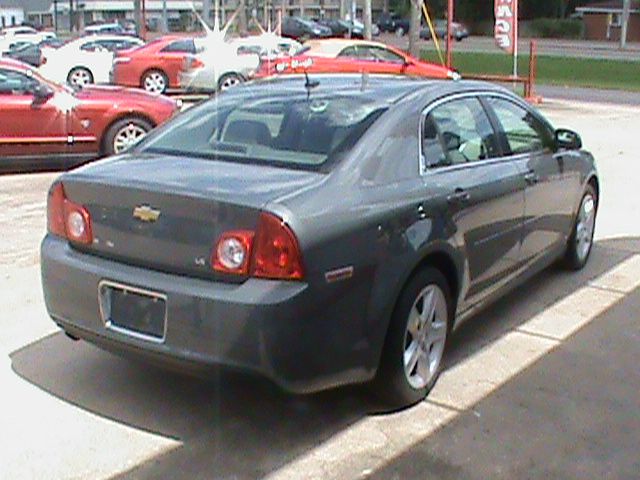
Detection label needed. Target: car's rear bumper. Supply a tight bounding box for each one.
[41,235,373,393]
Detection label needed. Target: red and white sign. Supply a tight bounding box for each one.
[495,0,518,54]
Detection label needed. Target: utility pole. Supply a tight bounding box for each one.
[239,0,248,33]
[363,0,372,39]
[133,0,141,36]
[340,0,347,19]
[53,0,58,33]
[203,0,211,26]
[68,0,74,32]
[408,0,421,57]
[162,0,168,33]
[621,0,631,49]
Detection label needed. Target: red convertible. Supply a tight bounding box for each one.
[0,58,178,172]
[257,39,457,79]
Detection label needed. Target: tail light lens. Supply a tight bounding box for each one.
[47,182,93,245]
[183,56,204,70]
[252,213,304,280]
[212,212,304,280]
[212,231,254,275]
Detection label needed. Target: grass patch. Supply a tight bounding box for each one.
[420,50,640,91]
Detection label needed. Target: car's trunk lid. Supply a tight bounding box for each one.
[62,153,323,280]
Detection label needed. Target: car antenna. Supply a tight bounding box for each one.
[304,70,319,90]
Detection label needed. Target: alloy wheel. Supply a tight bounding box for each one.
[575,193,596,263]
[403,284,448,390]
[69,69,92,86]
[219,74,242,91]
[113,123,147,153]
[143,72,166,94]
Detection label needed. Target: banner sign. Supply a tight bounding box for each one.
[495,0,518,54]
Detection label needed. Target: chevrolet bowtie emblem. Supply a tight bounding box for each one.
[133,205,161,222]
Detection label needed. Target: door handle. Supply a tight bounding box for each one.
[447,189,470,205]
[417,204,427,219]
[524,170,540,185]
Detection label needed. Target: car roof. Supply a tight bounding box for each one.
[243,74,516,106]
[304,39,403,57]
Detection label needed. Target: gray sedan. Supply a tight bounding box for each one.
[41,75,598,407]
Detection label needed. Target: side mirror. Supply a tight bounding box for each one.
[31,83,54,103]
[555,128,582,150]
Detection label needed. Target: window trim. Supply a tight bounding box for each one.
[418,91,553,176]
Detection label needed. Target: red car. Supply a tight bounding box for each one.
[0,58,178,171]
[257,39,457,80]
[112,36,198,94]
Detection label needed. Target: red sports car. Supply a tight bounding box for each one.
[0,58,178,172]
[112,36,198,94]
[257,39,457,80]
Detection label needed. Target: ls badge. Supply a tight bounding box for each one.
[133,205,161,222]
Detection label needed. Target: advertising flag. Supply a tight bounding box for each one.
[495,0,518,54]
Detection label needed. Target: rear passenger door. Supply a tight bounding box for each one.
[484,96,575,265]
[422,96,525,310]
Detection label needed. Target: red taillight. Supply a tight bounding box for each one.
[211,212,304,280]
[47,182,66,238]
[251,212,304,280]
[183,55,204,71]
[47,182,93,245]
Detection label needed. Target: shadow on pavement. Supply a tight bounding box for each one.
[9,237,639,479]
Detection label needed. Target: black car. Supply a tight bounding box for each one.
[5,42,42,66]
[281,16,332,40]
[420,20,470,41]
[41,75,598,408]
[315,18,364,38]
[377,12,410,36]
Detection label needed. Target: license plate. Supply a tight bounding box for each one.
[99,281,167,342]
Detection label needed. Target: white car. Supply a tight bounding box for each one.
[178,38,260,92]
[229,33,302,60]
[0,26,55,44]
[39,35,143,87]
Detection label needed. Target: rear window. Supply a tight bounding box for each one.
[140,92,386,170]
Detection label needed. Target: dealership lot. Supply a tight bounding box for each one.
[1,98,639,479]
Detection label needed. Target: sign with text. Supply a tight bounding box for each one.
[495,0,518,54]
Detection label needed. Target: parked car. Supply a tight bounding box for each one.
[3,42,42,66]
[257,39,457,80]
[0,58,177,171]
[420,20,470,41]
[230,33,302,60]
[0,26,56,44]
[40,74,598,407]
[281,16,332,40]
[83,22,127,36]
[112,36,198,94]
[377,13,410,36]
[179,42,260,92]
[39,35,144,87]
[315,18,365,38]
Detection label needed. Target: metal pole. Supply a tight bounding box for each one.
[162,0,167,33]
[512,0,518,79]
[363,0,372,40]
[446,0,454,69]
[53,0,58,33]
[141,0,147,40]
[621,0,631,49]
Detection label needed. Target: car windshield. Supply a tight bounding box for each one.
[141,91,387,169]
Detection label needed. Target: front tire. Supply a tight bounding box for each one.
[563,184,598,270]
[395,26,406,37]
[103,117,153,156]
[373,268,452,409]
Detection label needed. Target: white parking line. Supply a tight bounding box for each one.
[265,254,640,480]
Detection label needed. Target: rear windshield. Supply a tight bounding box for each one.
[140,91,386,170]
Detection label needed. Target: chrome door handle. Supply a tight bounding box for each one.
[524,171,540,185]
[447,189,470,205]
[417,204,427,219]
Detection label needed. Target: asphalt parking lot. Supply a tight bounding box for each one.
[1,98,639,480]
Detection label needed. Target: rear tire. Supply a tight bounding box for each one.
[142,69,168,94]
[102,117,153,156]
[563,184,598,270]
[217,72,244,92]
[373,267,453,409]
[67,67,93,87]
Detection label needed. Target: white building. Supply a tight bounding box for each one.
[0,6,25,28]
